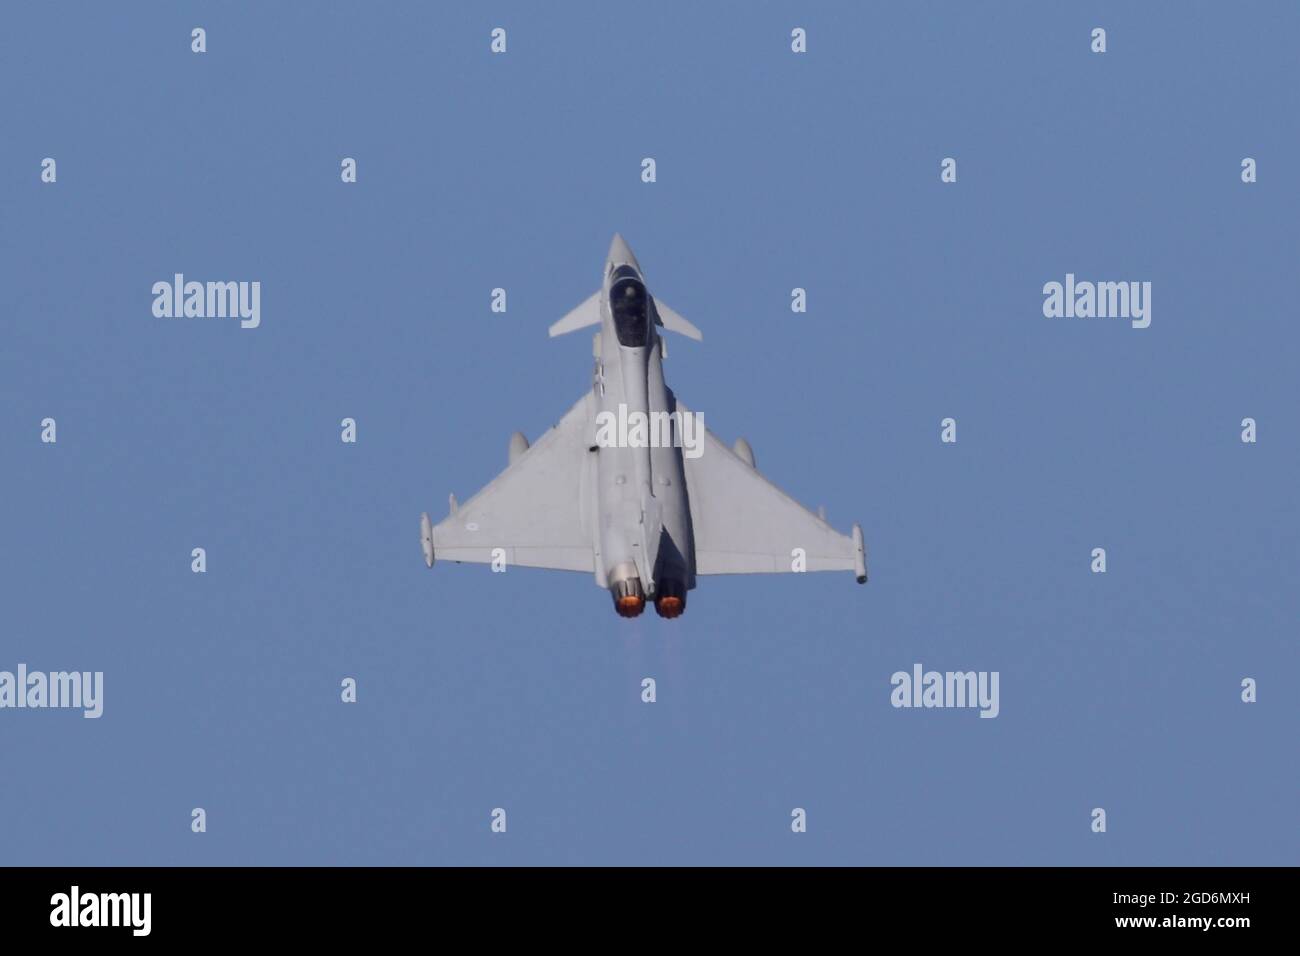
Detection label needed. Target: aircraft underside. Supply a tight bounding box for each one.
[420,235,867,618]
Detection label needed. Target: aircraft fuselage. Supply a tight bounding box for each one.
[591,235,694,618]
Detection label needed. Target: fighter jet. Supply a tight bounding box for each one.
[420,234,867,618]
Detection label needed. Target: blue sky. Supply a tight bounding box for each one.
[1,1,1296,865]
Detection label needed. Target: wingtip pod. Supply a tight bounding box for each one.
[420,512,435,568]
[852,523,867,584]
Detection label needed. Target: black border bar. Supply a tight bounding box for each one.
[0,866,1286,941]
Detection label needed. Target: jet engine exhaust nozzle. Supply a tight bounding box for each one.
[610,573,646,618]
[654,579,687,619]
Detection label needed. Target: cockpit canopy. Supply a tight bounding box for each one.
[610,274,649,347]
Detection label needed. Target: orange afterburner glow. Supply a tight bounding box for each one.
[615,594,646,618]
[655,596,684,619]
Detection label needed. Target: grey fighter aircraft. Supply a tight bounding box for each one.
[420,234,867,618]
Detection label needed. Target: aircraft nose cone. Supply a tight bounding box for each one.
[608,233,638,270]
